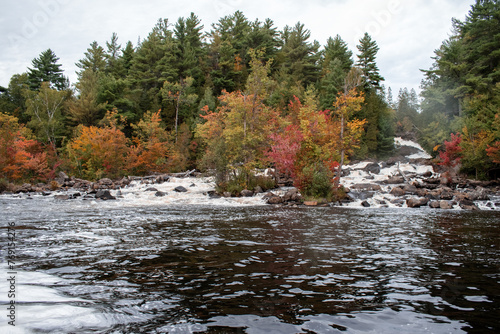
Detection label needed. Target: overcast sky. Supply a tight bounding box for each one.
[0,0,473,96]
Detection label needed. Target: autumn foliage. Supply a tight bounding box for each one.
[438,133,463,168]
[66,111,130,180]
[0,113,52,182]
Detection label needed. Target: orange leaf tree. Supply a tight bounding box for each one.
[129,110,171,175]
[66,111,130,180]
[0,112,51,182]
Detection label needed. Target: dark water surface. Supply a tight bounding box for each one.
[1,196,499,333]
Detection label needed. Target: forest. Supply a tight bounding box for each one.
[1,0,499,199]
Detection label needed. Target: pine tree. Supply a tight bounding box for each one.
[27,49,69,91]
[356,33,384,90]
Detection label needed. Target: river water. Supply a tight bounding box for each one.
[1,194,499,333]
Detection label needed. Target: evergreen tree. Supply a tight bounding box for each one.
[174,12,205,83]
[318,35,353,109]
[276,22,321,88]
[356,33,384,90]
[129,18,178,117]
[27,49,69,91]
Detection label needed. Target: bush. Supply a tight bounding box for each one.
[295,163,334,201]
[215,166,276,195]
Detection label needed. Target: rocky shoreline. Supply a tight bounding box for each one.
[2,162,499,210]
[1,140,499,210]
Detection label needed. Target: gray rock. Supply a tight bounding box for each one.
[240,189,254,197]
[364,162,381,174]
[361,200,371,207]
[95,190,116,200]
[145,187,159,192]
[155,191,167,197]
[174,186,188,193]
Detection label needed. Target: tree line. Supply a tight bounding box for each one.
[1,2,499,197]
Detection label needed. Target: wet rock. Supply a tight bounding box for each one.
[357,191,375,200]
[403,184,418,194]
[364,162,381,174]
[406,197,429,208]
[385,156,407,166]
[189,183,196,187]
[390,187,405,197]
[155,175,170,184]
[145,187,159,192]
[459,199,479,210]
[440,200,453,209]
[267,195,284,205]
[383,176,405,185]
[207,191,221,199]
[350,183,382,192]
[422,171,433,178]
[54,194,70,200]
[174,186,188,193]
[42,191,52,196]
[283,188,301,202]
[69,192,81,199]
[155,191,167,197]
[361,200,371,207]
[56,171,70,184]
[440,191,454,200]
[429,201,441,209]
[240,189,254,197]
[95,190,116,200]
[397,146,421,157]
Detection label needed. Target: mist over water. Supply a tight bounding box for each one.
[1,196,499,333]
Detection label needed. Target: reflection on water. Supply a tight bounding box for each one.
[0,196,499,333]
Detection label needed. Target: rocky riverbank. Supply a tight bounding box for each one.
[1,139,499,210]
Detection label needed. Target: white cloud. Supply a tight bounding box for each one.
[0,0,473,96]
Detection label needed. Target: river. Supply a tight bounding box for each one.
[0,194,499,333]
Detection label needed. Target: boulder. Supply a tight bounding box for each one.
[240,189,254,197]
[384,176,405,185]
[155,191,167,197]
[207,191,221,199]
[283,188,301,202]
[145,187,159,192]
[459,199,479,210]
[361,200,371,207]
[364,162,381,175]
[56,171,70,184]
[403,184,418,194]
[439,200,453,209]
[406,197,429,208]
[429,201,441,209]
[174,186,188,193]
[304,201,318,206]
[267,196,284,204]
[390,187,405,197]
[254,186,264,194]
[95,190,116,200]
